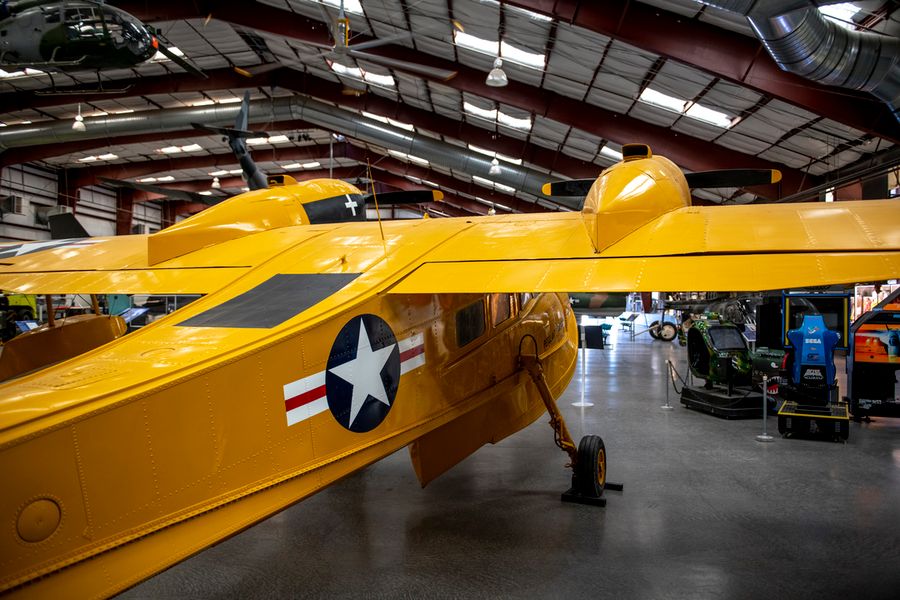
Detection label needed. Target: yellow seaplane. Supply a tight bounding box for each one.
[1,145,898,597]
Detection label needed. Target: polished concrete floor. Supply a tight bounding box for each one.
[121,326,900,599]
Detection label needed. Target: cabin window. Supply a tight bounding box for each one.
[456,300,485,347]
[490,293,513,327]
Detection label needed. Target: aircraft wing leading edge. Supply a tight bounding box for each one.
[388,200,900,294]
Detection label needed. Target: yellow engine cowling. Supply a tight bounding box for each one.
[581,145,691,253]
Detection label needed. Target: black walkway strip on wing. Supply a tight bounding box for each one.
[178,273,361,328]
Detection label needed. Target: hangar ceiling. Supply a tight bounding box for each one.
[0,0,898,218]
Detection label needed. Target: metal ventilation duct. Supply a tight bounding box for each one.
[0,96,559,203]
[696,0,900,121]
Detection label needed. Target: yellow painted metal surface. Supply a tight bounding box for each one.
[0,152,898,596]
[147,179,363,264]
[0,314,126,381]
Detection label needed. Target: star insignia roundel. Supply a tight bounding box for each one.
[326,314,400,433]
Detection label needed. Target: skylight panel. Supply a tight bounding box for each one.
[505,4,553,22]
[209,170,229,177]
[320,0,363,14]
[639,87,686,112]
[685,102,733,128]
[500,41,546,69]
[330,61,395,87]
[463,101,498,121]
[639,87,736,129]
[497,111,532,131]
[158,143,203,154]
[454,31,546,69]
[0,68,44,79]
[156,176,175,182]
[600,145,623,160]
[180,143,203,152]
[454,31,499,55]
[151,46,184,63]
[363,72,396,86]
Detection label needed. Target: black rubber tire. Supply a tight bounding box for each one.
[648,320,661,339]
[658,322,677,342]
[574,435,606,497]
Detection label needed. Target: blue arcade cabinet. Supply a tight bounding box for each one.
[777,314,849,441]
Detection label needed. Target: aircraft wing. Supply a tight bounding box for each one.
[388,200,900,293]
[0,225,328,295]
[0,200,897,297]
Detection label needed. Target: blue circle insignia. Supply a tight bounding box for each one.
[326,314,400,433]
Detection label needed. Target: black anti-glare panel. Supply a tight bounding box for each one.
[178,273,360,329]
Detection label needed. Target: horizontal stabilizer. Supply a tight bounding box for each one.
[685,169,781,189]
[541,179,594,197]
[99,177,223,205]
[48,213,89,239]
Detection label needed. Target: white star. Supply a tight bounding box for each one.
[329,320,396,428]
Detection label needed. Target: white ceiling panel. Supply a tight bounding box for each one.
[758,145,811,169]
[543,74,589,101]
[714,131,772,155]
[584,86,634,114]
[651,60,714,100]
[628,103,681,128]
[671,118,725,142]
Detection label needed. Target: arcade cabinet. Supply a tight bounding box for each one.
[847,287,900,419]
[776,315,849,441]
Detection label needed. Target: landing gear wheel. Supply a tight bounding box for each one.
[648,321,661,339]
[657,322,677,342]
[574,434,606,497]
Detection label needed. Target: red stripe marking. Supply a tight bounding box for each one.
[284,385,326,413]
[400,344,425,362]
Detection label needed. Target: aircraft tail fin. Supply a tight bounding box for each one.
[48,212,89,239]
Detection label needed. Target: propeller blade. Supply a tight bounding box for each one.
[155,40,208,79]
[233,62,283,78]
[347,50,456,80]
[99,178,223,205]
[685,169,782,189]
[365,190,444,205]
[349,32,413,52]
[541,179,594,197]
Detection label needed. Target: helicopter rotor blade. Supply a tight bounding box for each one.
[346,49,456,80]
[349,31,413,52]
[154,38,208,79]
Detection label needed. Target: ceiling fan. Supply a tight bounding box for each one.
[303,0,457,82]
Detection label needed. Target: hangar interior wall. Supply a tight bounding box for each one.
[0,166,163,242]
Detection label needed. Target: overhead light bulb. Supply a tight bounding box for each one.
[72,103,86,131]
[489,157,501,175]
[485,57,508,88]
[488,206,496,216]
[211,176,221,189]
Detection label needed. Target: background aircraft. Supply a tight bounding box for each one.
[0,0,204,79]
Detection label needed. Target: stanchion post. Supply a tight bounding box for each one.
[661,359,675,410]
[756,374,774,442]
[573,323,593,407]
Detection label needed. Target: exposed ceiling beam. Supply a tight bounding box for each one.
[129,1,816,196]
[66,146,534,214]
[504,0,900,143]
